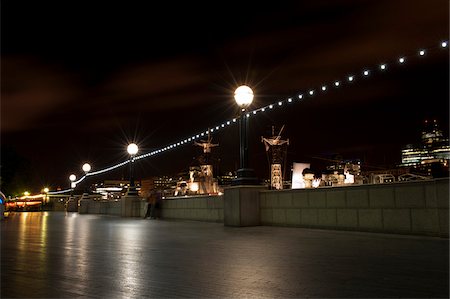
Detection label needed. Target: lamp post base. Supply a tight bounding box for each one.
[232,168,259,186]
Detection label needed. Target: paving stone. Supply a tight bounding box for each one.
[1,211,448,298]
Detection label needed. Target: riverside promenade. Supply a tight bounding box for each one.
[1,211,448,298]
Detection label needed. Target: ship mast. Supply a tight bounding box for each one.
[193,130,219,194]
[262,125,289,190]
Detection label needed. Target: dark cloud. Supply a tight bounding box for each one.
[102,58,214,109]
[1,0,448,192]
[2,56,83,131]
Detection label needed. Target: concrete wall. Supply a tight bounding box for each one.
[224,186,263,226]
[161,195,224,223]
[260,178,449,237]
[75,179,448,237]
[79,200,122,216]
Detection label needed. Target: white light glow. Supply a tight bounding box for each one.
[321,86,327,91]
[234,85,254,108]
[127,143,138,155]
[419,50,425,56]
[278,101,282,106]
[292,162,310,189]
[442,41,448,48]
[334,81,340,86]
[344,172,355,184]
[363,70,369,76]
[82,163,91,172]
[309,90,314,95]
[348,76,354,81]
[399,57,405,63]
[380,64,386,70]
[189,182,199,192]
[298,94,303,99]
[312,179,321,188]
[69,174,76,182]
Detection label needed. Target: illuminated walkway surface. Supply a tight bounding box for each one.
[1,212,448,298]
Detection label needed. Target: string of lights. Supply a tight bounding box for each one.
[48,40,448,194]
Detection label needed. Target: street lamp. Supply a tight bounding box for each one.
[69,174,76,202]
[82,163,91,196]
[43,187,49,204]
[82,163,91,173]
[127,143,139,195]
[69,174,76,188]
[232,85,258,185]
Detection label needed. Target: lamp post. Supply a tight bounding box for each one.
[232,85,258,185]
[67,174,77,211]
[82,163,91,196]
[43,187,49,204]
[69,174,76,197]
[127,143,139,195]
[69,174,76,189]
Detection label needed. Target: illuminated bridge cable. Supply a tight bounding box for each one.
[55,40,447,192]
[146,40,447,154]
[48,188,73,195]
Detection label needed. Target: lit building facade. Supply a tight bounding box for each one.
[400,120,450,174]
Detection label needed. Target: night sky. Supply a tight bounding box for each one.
[2,1,449,194]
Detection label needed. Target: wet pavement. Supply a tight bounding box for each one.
[1,211,448,298]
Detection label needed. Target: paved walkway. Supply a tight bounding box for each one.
[1,212,448,298]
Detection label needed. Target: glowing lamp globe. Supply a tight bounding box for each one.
[69,174,76,182]
[127,143,139,155]
[82,163,91,173]
[44,187,49,193]
[234,85,254,108]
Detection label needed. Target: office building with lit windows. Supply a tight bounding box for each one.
[400,120,450,175]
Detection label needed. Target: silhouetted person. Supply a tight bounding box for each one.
[144,191,155,219]
[152,190,163,219]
